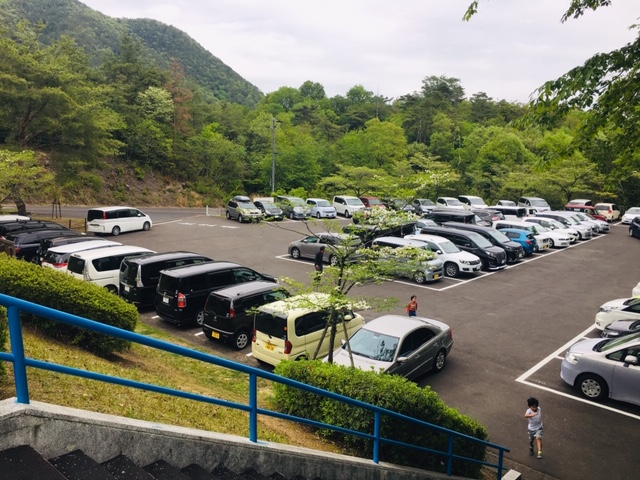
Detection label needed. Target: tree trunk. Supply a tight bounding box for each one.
[14,196,27,216]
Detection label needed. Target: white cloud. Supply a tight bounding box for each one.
[80,0,639,103]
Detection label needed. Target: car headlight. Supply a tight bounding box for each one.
[598,306,614,312]
[460,260,472,265]
[487,252,497,258]
[565,351,583,365]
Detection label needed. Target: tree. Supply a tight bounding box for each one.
[279,209,434,364]
[0,149,54,215]
[464,1,640,164]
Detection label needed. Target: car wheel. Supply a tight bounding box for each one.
[233,330,250,350]
[433,350,447,372]
[105,285,118,294]
[549,239,555,248]
[345,209,351,218]
[444,262,459,278]
[413,271,426,284]
[576,373,608,401]
[291,247,301,259]
[238,214,244,223]
[196,310,206,326]
[630,228,634,237]
[316,212,322,219]
[226,210,231,220]
[329,254,339,266]
[289,211,295,220]
[143,222,151,231]
[111,226,121,236]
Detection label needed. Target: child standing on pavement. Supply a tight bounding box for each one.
[525,397,543,459]
[406,295,418,317]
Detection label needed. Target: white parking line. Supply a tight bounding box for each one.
[515,324,640,420]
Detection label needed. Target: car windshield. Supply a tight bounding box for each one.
[367,198,383,206]
[438,240,460,254]
[467,197,484,205]
[534,224,550,232]
[598,332,640,353]
[346,198,364,206]
[529,198,550,207]
[499,200,516,206]
[261,202,277,209]
[418,199,435,206]
[485,229,510,243]
[239,200,257,208]
[468,233,492,248]
[627,208,640,214]
[289,198,305,206]
[444,199,463,206]
[315,200,331,207]
[345,327,399,362]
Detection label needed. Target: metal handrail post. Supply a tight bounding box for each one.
[7,305,29,404]
[249,373,258,442]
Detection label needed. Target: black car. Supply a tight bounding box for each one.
[442,222,525,263]
[119,252,213,308]
[419,225,508,271]
[601,319,640,339]
[6,229,82,263]
[0,220,69,239]
[253,199,283,221]
[342,221,416,247]
[202,281,289,350]
[425,209,477,225]
[630,217,640,239]
[155,261,277,326]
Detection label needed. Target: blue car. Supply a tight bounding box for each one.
[498,228,538,255]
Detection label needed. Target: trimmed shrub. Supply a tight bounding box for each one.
[0,254,137,356]
[274,360,488,479]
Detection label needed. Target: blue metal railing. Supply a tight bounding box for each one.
[0,293,510,478]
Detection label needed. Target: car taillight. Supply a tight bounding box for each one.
[54,262,67,268]
[177,293,186,308]
[284,340,293,355]
[229,307,236,318]
[526,240,533,245]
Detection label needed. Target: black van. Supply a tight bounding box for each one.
[488,206,528,220]
[442,222,525,263]
[425,209,477,225]
[119,252,213,308]
[6,229,82,263]
[201,281,289,350]
[419,225,507,271]
[155,261,277,326]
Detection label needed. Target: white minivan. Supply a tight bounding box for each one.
[86,206,152,236]
[42,239,123,271]
[67,245,154,293]
[252,293,365,367]
[403,234,482,278]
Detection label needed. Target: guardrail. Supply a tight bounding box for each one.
[0,293,510,478]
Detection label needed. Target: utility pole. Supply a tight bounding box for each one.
[270,117,277,194]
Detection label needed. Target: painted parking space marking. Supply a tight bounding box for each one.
[515,324,640,420]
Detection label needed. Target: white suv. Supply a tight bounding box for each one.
[404,234,482,277]
[332,195,365,218]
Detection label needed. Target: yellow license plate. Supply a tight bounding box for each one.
[265,342,275,351]
[212,331,220,339]
[434,274,440,280]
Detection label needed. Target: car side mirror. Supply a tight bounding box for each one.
[397,356,408,363]
[344,314,353,321]
[623,355,639,366]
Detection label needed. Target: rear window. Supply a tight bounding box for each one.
[206,295,232,316]
[87,209,106,221]
[67,256,86,274]
[255,312,288,339]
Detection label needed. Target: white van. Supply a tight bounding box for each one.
[42,240,123,271]
[86,206,152,236]
[67,245,154,293]
[251,293,365,367]
[403,234,482,278]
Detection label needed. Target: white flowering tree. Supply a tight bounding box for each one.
[278,207,436,364]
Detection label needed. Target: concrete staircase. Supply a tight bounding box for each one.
[0,398,458,480]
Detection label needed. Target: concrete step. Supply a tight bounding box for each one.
[0,445,316,480]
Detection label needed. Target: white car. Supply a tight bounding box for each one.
[595,297,640,330]
[332,195,365,218]
[633,282,640,297]
[535,212,593,240]
[573,212,609,233]
[524,217,578,243]
[404,234,482,277]
[621,207,640,224]
[523,223,571,248]
[458,195,488,210]
[435,197,465,210]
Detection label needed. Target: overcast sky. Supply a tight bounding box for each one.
[80,0,638,104]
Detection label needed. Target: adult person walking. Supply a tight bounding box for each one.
[314,246,325,283]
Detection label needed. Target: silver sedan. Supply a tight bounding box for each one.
[288,233,361,266]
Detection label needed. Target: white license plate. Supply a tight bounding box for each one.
[123,285,130,292]
[162,296,169,304]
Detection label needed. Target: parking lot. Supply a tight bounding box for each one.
[68,210,638,480]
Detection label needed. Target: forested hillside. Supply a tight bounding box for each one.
[1,0,639,212]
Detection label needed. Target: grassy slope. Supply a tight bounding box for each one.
[0,321,339,453]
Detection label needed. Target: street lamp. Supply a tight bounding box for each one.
[270,117,278,194]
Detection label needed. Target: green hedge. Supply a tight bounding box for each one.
[0,254,137,356]
[274,360,488,479]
